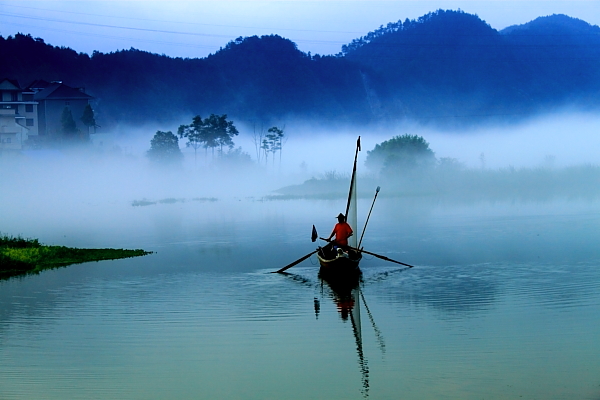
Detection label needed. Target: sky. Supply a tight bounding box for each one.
[0,1,599,59]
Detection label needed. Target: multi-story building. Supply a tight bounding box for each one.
[30,80,94,137]
[0,78,38,151]
[0,79,95,152]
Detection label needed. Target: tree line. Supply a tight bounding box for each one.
[1,11,599,129]
[147,114,285,168]
[251,124,286,167]
[177,114,239,165]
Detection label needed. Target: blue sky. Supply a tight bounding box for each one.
[1,1,599,58]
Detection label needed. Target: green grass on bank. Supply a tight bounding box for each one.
[0,234,152,279]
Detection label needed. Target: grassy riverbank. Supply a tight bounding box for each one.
[0,234,152,279]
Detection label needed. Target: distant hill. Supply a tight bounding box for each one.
[342,11,600,125]
[501,14,600,106]
[1,9,598,130]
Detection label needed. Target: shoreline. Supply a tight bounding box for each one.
[0,235,152,280]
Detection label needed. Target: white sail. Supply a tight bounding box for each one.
[345,137,360,248]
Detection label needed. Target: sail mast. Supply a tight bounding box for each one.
[345,137,360,248]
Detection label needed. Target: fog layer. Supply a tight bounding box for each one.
[2,111,599,248]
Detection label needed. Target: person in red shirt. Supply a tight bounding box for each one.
[327,213,353,248]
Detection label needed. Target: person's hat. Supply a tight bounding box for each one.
[336,213,345,219]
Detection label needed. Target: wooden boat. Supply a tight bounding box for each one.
[317,246,362,286]
[276,136,412,277]
[317,137,362,285]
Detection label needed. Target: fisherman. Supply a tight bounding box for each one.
[326,213,353,252]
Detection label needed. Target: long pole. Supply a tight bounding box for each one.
[358,186,380,248]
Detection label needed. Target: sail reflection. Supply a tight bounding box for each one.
[320,277,371,399]
[279,269,386,399]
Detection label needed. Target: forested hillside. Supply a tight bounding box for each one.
[1,10,598,129]
[342,11,600,125]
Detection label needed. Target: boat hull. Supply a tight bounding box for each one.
[317,248,362,288]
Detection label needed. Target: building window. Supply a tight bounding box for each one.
[23,94,34,101]
[1,138,11,143]
[25,104,34,113]
[11,93,18,101]
[26,119,34,126]
[65,101,70,106]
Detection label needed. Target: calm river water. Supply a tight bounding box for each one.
[1,196,600,399]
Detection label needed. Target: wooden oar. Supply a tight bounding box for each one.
[272,250,318,273]
[319,237,415,268]
[358,248,415,268]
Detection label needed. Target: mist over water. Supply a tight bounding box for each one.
[425,112,600,169]
[1,111,599,252]
[237,111,600,174]
[69,110,600,176]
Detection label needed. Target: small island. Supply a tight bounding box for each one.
[0,234,152,280]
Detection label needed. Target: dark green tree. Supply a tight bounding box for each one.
[265,132,278,166]
[365,134,436,174]
[60,107,78,137]
[266,126,285,167]
[261,138,270,165]
[178,115,205,166]
[203,114,239,156]
[80,104,97,134]
[147,130,183,164]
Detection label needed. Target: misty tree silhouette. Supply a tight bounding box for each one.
[147,130,183,165]
[366,134,436,175]
[60,107,78,137]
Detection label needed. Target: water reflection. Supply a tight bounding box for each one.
[2,197,600,399]
[320,278,370,398]
[282,270,382,399]
[364,265,499,316]
[359,290,386,354]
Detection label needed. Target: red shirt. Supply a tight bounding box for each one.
[332,222,353,246]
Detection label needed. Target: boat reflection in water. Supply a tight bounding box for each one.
[317,272,385,399]
[278,267,387,399]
